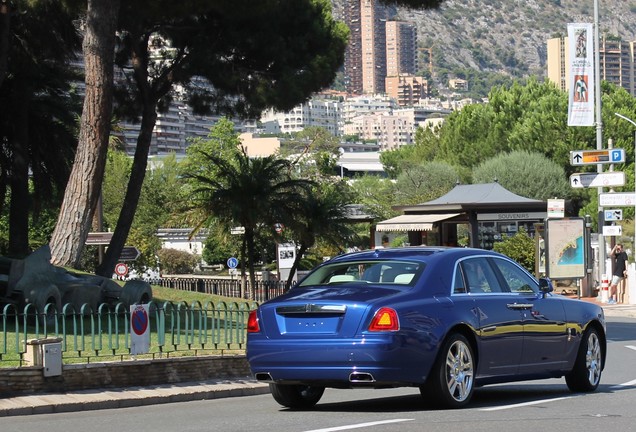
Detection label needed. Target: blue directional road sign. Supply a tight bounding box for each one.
[604,209,623,221]
[570,149,625,165]
[227,257,239,269]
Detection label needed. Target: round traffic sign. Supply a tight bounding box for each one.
[227,257,239,269]
[115,262,129,277]
[131,305,149,336]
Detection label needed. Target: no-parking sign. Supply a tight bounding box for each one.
[130,304,150,355]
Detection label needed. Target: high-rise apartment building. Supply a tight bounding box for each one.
[342,0,389,96]
[547,35,635,96]
[385,20,417,77]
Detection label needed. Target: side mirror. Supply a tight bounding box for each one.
[538,278,554,296]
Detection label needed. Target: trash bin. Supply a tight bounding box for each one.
[25,337,63,377]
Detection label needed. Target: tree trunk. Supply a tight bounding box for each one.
[285,243,307,290]
[49,0,120,267]
[0,2,10,89]
[96,103,157,276]
[246,229,257,300]
[8,93,30,257]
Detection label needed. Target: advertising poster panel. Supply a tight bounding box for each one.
[546,218,586,279]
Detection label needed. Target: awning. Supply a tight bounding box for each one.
[338,162,385,172]
[375,213,461,232]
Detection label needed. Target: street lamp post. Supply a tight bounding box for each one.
[614,112,636,254]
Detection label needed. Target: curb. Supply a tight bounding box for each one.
[0,380,270,417]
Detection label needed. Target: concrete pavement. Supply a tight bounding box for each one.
[0,377,270,417]
[1,299,635,418]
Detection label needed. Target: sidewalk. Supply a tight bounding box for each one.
[1,298,635,418]
[578,295,636,318]
[0,378,270,417]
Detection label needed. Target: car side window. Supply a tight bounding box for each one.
[491,258,538,294]
[453,265,467,294]
[460,257,502,294]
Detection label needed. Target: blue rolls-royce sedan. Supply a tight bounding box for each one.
[247,247,606,409]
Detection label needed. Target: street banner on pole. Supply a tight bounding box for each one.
[567,23,595,127]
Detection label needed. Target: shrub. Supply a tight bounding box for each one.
[157,248,199,274]
[493,228,535,273]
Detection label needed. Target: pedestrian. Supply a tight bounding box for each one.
[608,243,628,304]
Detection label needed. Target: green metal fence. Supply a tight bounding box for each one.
[0,300,258,366]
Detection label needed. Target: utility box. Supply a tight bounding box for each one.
[25,338,63,377]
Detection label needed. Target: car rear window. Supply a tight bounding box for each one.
[297,260,424,287]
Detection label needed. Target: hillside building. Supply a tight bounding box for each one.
[341,1,418,97]
[260,97,342,136]
[385,74,428,106]
[547,35,635,95]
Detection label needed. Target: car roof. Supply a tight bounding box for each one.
[327,247,504,265]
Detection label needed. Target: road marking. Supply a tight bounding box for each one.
[480,396,574,411]
[610,378,636,389]
[304,419,413,432]
[625,345,636,351]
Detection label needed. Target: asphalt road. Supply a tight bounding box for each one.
[2,316,635,432]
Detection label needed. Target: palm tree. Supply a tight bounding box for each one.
[185,148,314,299]
[283,183,359,289]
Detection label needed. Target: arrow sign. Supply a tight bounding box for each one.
[118,246,141,261]
[603,225,623,236]
[569,172,625,188]
[570,149,626,166]
[600,192,636,206]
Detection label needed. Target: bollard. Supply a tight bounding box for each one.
[600,275,609,303]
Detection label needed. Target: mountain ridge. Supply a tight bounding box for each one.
[335,0,636,84]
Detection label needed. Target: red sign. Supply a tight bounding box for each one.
[114,262,129,277]
[131,305,149,336]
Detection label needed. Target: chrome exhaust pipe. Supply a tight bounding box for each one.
[255,372,273,382]
[349,372,375,383]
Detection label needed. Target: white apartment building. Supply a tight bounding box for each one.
[119,100,222,156]
[343,112,414,150]
[260,97,342,136]
[342,94,396,127]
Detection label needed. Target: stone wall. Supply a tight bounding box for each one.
[0,355,252,397]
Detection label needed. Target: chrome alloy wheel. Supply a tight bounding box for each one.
[445,339,474,402]
[585,331,602,386]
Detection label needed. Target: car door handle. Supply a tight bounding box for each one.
[506,303,534,310]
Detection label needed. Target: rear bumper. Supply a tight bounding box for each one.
[246,335,433,386]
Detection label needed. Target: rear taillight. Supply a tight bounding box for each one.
[368,307,399,332]
[247,310,260,333]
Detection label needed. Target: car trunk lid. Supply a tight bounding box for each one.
[259,286,402,338]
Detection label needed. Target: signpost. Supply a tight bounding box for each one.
[114,262,129,277]
[569,171,625,188]
[604,209,623,221]
[599,192,636,207]
[603,225,622,236]
[570,149,625,165]
[85,232,113,245]
[130,304,150,355]
[118,246,141,261]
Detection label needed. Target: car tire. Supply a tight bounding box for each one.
[420,333,475,409]
[31,284,62,327]
[565,326,602,392]
[119,280,153,308]
[269,383,325,409]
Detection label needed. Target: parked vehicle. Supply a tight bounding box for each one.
[246,247,606,409]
